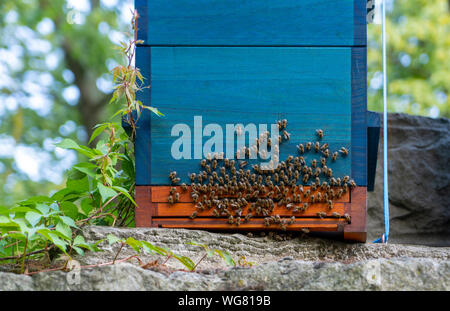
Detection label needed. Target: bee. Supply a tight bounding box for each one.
[343,176,350,183]
[332,152,338,161]
[171,177,180,184]
[322,149,330,158]
[224,158,230,168]
[169,187,176,195]
[314,167,322,177]
[282,119,288,129]
[235,216,241,226]
[327,168,333,177]
[316,192,322,202]
[320,157,326,167]
[301,228,310,235]
[302,166,309,174]
[337,188,344,198]
[343,213,351,223]
[190,173,196,182]
[305,142,312,151]
[190,211,198,219]
[169,171,177,179]
[316,129,324,139]
[316,211,326,219]
[302,203,309,211]
[263,217,271,227]
[244,213,253,223]
[343,183,349,193]
[318,141,328,150]
[311,182,317,191]
[289,216,295,225]
[181,183,188,192]
[311,159,317,168]
[327,200,333,210]
[339,147,349,156]
[231,167,236,175]
[200,159,207,167]
[304,189,311,197]
[336,177,342,186]
[297,144,305,154]
[315,177,321,185]
[310,194,315,203]
[228,215,234,224]
[212,159,218,170]
[168,195,174,204]
[286,203,295,210]
[282,130,291,140]
[302,174,309,183]
[329,178,336,187]
[349,180,357,188]
[332,212,341,218]
[314,141,320,152]
[205,164,211,174]
[212,209,220,217]
[191,193,199,203]
[175,193,180,203]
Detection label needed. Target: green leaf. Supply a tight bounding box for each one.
[59,216,78,228]
[97,184,118,203]
[60,201,79,220]
[0,206,10,216]
[56,222,72,240]
[125,237,142,253]
[173,255,195,271]
[25,211,42,227]
[72,246,84,256]
[49,233,68,255]
[80,198,94,216]
[144,106,164,116]
[35,204,51,216]
[56,138,80,150]
[111,186,136,206]
[107,234,122,245]
[67,175,90,193]
[73,162,97,178]
[141,241,168,256]
[89,123,109,144]
[215,250,236,267]
[74,235,86,246]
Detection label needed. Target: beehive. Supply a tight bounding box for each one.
[133,0,380,242]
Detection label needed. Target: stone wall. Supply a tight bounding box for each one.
[367,113,450,246]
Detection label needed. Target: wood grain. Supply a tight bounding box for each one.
[155,202,345,217]
[152,217,344,232]
[136,0,366,46]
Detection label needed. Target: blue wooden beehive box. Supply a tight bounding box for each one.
[133,0,380,242]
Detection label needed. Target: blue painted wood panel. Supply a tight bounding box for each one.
[135,46,358,185]
[351,47,367,186]
[136,0,366,46]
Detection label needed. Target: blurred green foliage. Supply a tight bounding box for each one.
[0,0,131,206]
[368,0,450,117]
[0,0,448,207]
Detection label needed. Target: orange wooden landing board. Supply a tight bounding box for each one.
[135,186,367,242]
[151,186,350,203]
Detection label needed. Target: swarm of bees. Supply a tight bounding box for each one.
[167,120,355,232]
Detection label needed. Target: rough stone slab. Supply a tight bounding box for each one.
[368,113,450,246]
